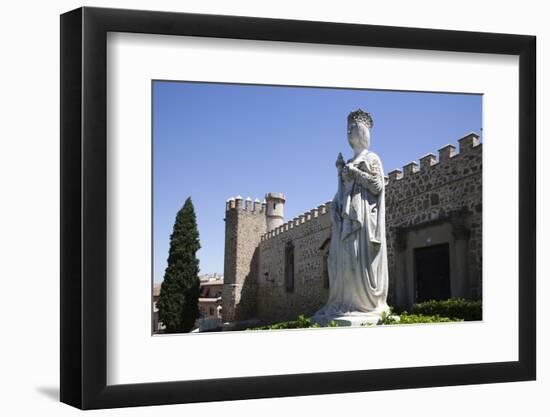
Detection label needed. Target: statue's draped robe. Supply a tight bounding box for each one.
[316,150,390,317]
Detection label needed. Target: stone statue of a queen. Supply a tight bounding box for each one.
[314,109,391,325]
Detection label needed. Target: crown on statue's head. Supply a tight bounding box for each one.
[348,109,374,129]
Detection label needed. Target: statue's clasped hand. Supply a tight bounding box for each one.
[335,152,345,170]
[342,163,359,181]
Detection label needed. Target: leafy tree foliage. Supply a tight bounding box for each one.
[157,197,201,333]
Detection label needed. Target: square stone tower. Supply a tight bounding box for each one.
[222,196,266,323]
[222,193,286,324]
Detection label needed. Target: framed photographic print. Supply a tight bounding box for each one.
[60,6,536,410]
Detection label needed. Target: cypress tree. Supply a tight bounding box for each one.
[157,197,201,333]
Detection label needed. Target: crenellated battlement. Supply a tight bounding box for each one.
[386,132,481,184]
[260,201,332,242]
[225,195,267,214]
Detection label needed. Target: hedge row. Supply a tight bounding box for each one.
[411,298,482,321]
[379,312,462,325]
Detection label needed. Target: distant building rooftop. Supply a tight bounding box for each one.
[153,283,162,297]
[199,297,222,303]
[199,273,223,281]
[200,280,224,286]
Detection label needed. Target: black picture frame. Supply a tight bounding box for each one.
[60,6,536,410]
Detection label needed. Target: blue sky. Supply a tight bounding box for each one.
[153,81,482,282]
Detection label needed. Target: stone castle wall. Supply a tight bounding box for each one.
[223,132,482,325]
[385,133,482,306]
[256,203,332,323]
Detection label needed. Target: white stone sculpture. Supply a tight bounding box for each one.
[313,109,391,326]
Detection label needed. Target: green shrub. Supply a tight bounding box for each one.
[381,312,462,325]
[248,315,334,330]
[378,310,396,325]
[411,298,482,321]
